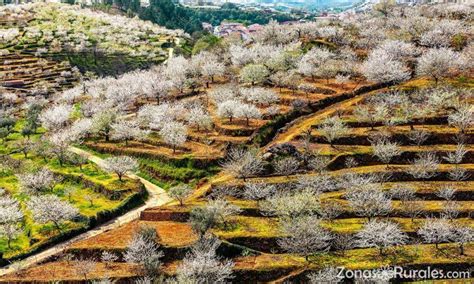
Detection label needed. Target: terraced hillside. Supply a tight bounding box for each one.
[2,78,472,282]
[1,53,77,95]
[0,2,472,283]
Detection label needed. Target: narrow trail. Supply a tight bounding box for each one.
[0,147,172,277]
[267,88,385,149]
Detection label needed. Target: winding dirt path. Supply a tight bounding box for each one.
[0,147,172,277]
[267,88,385,149]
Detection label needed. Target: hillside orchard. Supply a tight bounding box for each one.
[0,2,473,283]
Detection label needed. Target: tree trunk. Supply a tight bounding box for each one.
[54,221,62,233]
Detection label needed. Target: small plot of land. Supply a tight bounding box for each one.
[70,220,197,250]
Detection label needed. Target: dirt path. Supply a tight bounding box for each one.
[267,89,384,149]
[0,147,172,277]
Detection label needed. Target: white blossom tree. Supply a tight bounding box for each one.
[371,139,402,168]
[408,152,439,179]
[221,148,263,181]
[278,215,332,261]
[448,106,473,134]
[451,226,473,255]
[73,258,97,281]
[91,110,117,142]
[444,144,467,164]
[274,156,300,177]
[317,116,350,147]
[187,107,212,132]
[236,103,261,126]
[123,226,163,277]
[175,236,234,283]
[48,129,79,167]
[353,103,389,130]
[307,267,342,283]
[418,218,453,250]
[0,223,23,250]
[420,19,466,48]
[27,195,79,233]
[240,87,279,106]
[39,104,72,131]
[102,156,138,181]
[361,49,410,83]
[239,64,269,86]
[243,183,276,203]
[101,251,118,267]
[297,48,335,81]
[0,195,24,249]
[356,220,407,255]
[189,199,241,236]
[111,119,149,145]
[201,61,225,88]
[17,168,56,195]
[159,121,187,153]
[416,48,462,84]
[168,184,193,206]
[217,100,241,123]
[346,184,392,220]
[261,189,320,218]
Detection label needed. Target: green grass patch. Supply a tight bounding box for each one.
[139,158,220,188]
